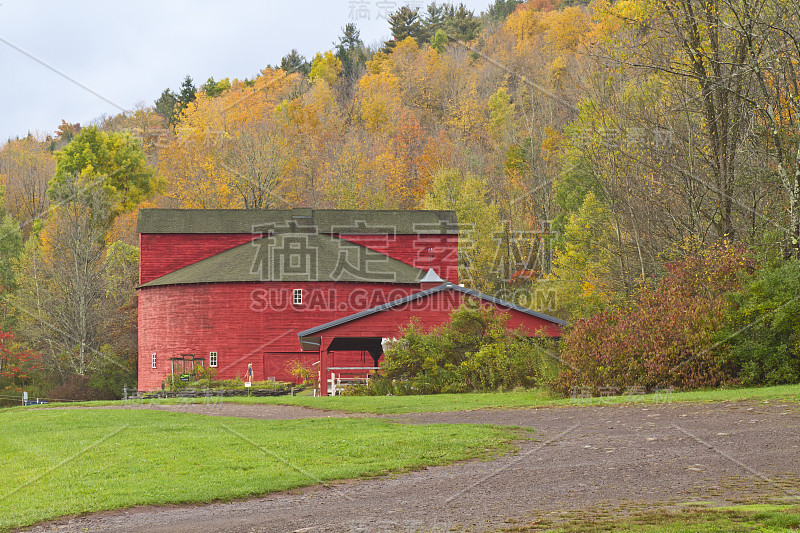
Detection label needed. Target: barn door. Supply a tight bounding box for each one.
[264,352,317,384]
[262,352,278,382]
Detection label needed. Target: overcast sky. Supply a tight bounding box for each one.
[0,0,489,143]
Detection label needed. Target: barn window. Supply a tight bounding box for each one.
[152,353,157,369]
[209,351,218,367]
[293,288,302,305]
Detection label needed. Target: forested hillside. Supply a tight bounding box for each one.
[1,0,798,399]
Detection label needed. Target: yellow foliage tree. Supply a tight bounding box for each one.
[157,69,299,209]
[357,70,403,132]
[0,137,54,231]
[423,169,502,292]
[553,192,617,317]
[309,51,343,85]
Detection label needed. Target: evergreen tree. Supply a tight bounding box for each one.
[424,3,446,38]
[154,88,178,126]
[383,6,427,53]
[486,0,522,21]
[443,3,480,42]
[280,49,310,75]
[155,75,197,127]
[177,75,197,109]
[335,23,368,79]
[201,77,231,98]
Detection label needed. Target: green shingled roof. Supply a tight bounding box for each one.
[137,208,458,235]
[139,233,429,287]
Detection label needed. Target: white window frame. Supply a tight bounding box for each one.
[293,288,302,305]
[151,353,157,369]
[209,351,218,368]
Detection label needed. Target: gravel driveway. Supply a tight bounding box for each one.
[19,399,800,532]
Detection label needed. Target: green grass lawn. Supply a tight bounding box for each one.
[0,409,516,531]
[226,382,798,414]
[14,382,800,415]
[547,504,800,532]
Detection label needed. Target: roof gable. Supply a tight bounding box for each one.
[139,233,429,287]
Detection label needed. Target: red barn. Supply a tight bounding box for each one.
[137,208,565,394]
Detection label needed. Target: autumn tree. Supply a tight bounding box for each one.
[600,0,754,243]
[48,126,161,221]
[14,127,157,387]
[726,0,800,256]
[552,191,617,317]
[278,77,345,207]
[423,168,503,291]
[13,196,137,394]
[159,69,299,209]
[55,120,81,144]
[0,137,54,234]
[14,191,109,378]
[0,188,22,330]
[223,119,294,209]
[308,51,343,85]
[0,327,41,392]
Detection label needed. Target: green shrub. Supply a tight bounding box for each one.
[164,376,292,391]
[357,303,557,395]
[215,378,243,389]
[165,374,187,391]
[720,259,800,385]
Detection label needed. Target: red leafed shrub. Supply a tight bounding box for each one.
[49,374,119,401]
[554,244,751,394]
[0,329,41,388]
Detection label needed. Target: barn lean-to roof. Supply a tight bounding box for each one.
[138,232,430,287]
[137,208,458,235]
[297,282,568,341]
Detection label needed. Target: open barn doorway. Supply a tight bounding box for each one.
[323,337,384,395]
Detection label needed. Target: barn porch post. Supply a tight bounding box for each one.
[319,336,329,396]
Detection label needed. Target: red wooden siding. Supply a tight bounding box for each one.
[311,289,563,395]
[138,281,421,390]
[337,234,459,283]
[315,289,563,343]
[139,233,458,285]
[139,233,262,284]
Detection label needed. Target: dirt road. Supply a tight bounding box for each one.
[20,399,800,532]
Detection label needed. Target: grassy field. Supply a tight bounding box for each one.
[220,383,800,414]
[13,382,800,415]
[3,385,799,531]
[0,409,517,531]
[547,504,800,532]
